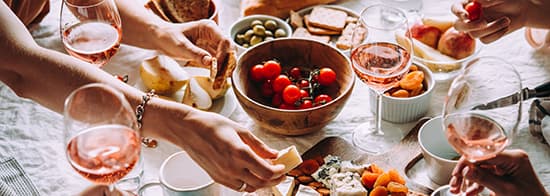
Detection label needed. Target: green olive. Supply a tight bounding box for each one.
[250,20,263,28]
[264,37,274,42]
[235,34,246,45]
[250,35,263,46]
[252,25,266,36]
[265,30,273,37]
[264,20,278,31]
[274,28,287,38]
[243,29,254,42]
[242,43,250,48]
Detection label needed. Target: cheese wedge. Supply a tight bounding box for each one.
[296,185,321,196]
[272,176,297,196]
[272,146,303,174]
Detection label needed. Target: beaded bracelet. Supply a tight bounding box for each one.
[136,90,158,148]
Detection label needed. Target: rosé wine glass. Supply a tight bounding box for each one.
[60,0,122,67]
[442,57,521,195]
[350,4,413,154]
[64,83,140,193]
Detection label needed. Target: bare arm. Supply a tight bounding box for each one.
[0,2,284,191]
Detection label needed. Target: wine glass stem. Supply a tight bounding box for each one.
[374,92,384,135]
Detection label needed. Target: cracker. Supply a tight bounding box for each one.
[289,10,304,29]
[345,16,358,24]
[304,15,341,36]
[292,27,331,43]
[307,7,347,31]
[336,23,366,50]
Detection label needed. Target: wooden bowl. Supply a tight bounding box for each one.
[232,38,355,135]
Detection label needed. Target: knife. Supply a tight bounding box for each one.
[472,81,550,110]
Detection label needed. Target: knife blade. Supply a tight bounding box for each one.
[472,81,550,110]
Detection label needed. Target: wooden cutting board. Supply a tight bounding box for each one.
[301,118,432,195]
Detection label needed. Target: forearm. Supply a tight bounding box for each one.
[115,0,168,50]
[525,0,550,29]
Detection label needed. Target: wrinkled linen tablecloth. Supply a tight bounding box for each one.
[1,0,549,195]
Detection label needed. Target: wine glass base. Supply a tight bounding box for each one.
[352,122,404,155]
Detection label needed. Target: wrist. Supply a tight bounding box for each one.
[139,97,194,147]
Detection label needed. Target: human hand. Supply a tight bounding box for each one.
[449,149,548,196]
[152,19,232,68]
[156,107,286,192]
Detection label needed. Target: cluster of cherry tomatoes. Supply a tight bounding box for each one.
[249,60,337,110]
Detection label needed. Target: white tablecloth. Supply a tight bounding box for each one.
[1,0,549,195]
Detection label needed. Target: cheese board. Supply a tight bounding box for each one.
[297,118,433,196]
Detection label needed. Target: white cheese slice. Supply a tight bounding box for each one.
[272,146,303,174]
[295,185,321,196]
[272,176,296,196]
[330,172,368,196]
[340,161,366,175]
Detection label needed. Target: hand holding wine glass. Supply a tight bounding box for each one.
[350,4,413,154]
[64,83,140,193]
[442,57,522,195]
[60,0,122,66]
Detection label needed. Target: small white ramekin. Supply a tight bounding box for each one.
[369,63,435,123]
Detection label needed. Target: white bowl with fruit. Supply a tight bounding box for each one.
[402,17,482,81]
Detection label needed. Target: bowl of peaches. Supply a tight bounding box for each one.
[232,38,355,135]
[401,16,482,81]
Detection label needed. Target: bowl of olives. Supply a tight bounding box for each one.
[230,15,292,55]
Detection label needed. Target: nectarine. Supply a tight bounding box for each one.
[437,27,476,59]
[408,23,442,48]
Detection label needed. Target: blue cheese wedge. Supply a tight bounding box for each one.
[272,176,296,196]
[295,185,321,196]
[312,155,341,188]
[340,161,367,175]
[330,172,368,196]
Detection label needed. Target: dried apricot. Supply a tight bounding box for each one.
[409,65,418,71]
[391,89,410,98]
[299,159,320,175]
[399,71,424,90]
[313,155,324,165]
[361,171,381,189]
[388,169,406,185]
[367,164,384,174]
[297,175,314,184]
[287,168,304,177]
[409,84,424,97]
[317,187,330,196]
[369,186,388,196]
[373,172,391,188]
[387,181,408,193]
[308,181,323,189]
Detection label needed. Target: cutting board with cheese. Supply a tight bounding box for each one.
[286,118,433,196]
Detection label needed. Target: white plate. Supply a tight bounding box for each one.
[133,67,237,117]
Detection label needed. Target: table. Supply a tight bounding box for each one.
[0,0,549,195]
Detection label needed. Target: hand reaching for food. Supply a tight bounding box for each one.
[451,0,550,44]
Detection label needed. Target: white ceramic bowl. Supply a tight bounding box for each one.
[368,63,435,123]
[229,15,292,56]
[418,116,459,185]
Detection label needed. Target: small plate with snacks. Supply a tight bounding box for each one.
[133,55,237,117]
[287,5,362,53]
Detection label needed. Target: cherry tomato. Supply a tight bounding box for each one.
[272,75,291,93]
[250,64,265,82]
[263,60,282,80]
[314,94,333,105]
[279,103,296,110]
[272,93,282,107]
[464,1,481,21]
[299,100,313,109]
[283,85,301,104]
[261,80,274,97]
[289,67,301,79]
[318,68,336,86]
[298,80,310,89]
[300,89,309,98]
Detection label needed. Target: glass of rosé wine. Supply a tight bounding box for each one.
[442,57,521,195]
[350,4,414,154]
[60,0,122,67]
[64,83,140,194]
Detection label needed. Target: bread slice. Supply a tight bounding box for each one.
[336,23,366,50]
[304,15,341,36]
[146,0,171,21]
[307,7,347,31]
[293,27,330,43]
[212,51,236,90]
[241,0,338,18]
[161,0,210,23]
